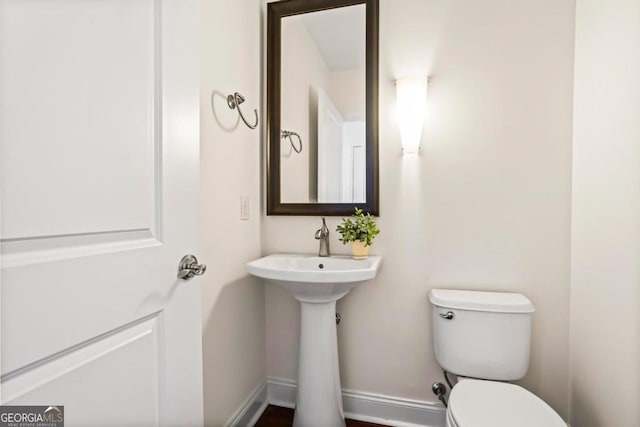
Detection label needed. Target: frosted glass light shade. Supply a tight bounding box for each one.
[395,76,427,153]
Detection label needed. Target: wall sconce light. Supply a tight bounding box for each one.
[395,76,428,154]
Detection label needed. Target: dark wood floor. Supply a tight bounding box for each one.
[254,405,390,427]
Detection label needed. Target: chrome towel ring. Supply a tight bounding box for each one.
[227,92,258,129]
[281,129,302,153]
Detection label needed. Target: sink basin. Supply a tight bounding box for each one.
[247,253,382,427]
[246,253,382,302]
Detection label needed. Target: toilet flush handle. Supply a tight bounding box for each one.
[439,311,455,320]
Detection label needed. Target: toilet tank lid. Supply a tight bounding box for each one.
[428,289,535,313]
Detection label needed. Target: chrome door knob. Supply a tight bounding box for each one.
[178,254,206,280]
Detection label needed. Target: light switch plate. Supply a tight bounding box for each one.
[241,196,250,220]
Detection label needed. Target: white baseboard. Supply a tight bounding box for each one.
[265,377,296,409]
[266,377,446,427]
[226,380,269,427]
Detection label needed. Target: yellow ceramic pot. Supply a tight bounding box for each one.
[351,240,369,260]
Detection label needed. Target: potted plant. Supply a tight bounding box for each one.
[336,207,380,259]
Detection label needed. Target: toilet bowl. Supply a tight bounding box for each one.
[446,379,565,427]
[429,289,565,426]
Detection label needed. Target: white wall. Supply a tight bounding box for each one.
[569,0,640,425]
[329,68,366,120]
[199,0,265,425]
[262,0,575,418]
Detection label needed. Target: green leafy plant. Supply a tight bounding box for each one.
[336,207,380,247]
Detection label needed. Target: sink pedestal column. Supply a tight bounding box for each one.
[293,295,347,427]
[246,255,383,426]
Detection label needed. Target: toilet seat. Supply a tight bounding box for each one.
[447,379,565,427]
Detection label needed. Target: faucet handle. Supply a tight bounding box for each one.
[320,217,329,234]
[315,217,329,239]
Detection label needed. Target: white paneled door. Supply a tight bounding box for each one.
[0,0,204,425]
[317,89,344,203]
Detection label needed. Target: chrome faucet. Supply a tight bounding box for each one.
[315,217,330,257]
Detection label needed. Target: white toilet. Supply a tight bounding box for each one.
[428,289,566,427]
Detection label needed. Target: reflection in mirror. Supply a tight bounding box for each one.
[280,4,366,204]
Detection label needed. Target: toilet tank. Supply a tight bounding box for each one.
[428,289,535,381]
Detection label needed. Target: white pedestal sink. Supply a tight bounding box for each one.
[247,253,382,427]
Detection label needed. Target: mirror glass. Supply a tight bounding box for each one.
[267,0,378,216]
[280,4,366,204]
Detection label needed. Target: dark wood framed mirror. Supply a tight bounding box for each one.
[266,0,379,215]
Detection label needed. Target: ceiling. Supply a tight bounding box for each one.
[299,4,366,71]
